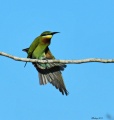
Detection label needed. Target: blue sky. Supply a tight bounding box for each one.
[0,0,114,120]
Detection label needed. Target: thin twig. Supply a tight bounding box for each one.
[0,51,114,64]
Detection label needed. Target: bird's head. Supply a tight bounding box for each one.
[40,31,59,39]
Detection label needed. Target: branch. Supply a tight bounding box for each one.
[0,51,114,64]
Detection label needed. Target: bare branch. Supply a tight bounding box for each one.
[0,51,114,64]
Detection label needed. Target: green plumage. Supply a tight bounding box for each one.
[23,31,68,95]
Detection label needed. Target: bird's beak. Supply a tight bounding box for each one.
[51,32,60,35]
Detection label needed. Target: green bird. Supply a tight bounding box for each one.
[22,31,68,95]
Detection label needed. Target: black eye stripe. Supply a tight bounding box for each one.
[41,34,51,36]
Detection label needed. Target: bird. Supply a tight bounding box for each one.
[22,31,68,95]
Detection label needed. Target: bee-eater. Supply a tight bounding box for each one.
[22,31,68,95]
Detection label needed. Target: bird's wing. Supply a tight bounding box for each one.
[33,62,68,95]
[45,47,55,59]
[27,36,40,58]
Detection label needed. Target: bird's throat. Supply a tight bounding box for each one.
[42,37,51,44]
[43,35,52,39]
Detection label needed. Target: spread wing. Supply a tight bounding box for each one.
[33,62,68,95]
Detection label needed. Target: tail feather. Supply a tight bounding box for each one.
[41,74,45,84]
[39,73,49,85]
[22,48,29,53]
[38,73,43,85]
[44,74,49,84]
[38,70,53,85]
